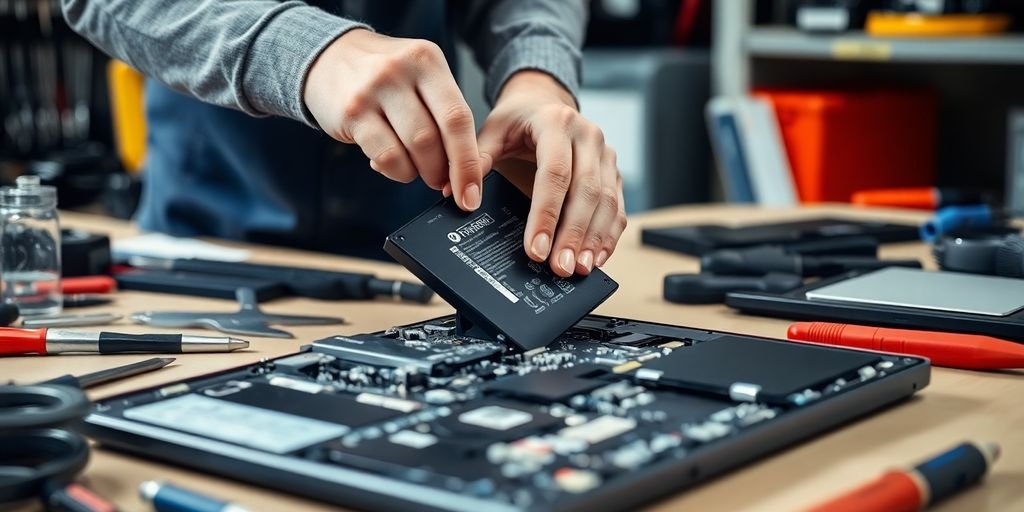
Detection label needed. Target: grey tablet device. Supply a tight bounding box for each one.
[805,267,1024,317]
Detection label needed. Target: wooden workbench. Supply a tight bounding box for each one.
[5,205,1022,511]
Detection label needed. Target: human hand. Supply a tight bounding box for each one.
[304,29,483,211]
[474,71,627,277]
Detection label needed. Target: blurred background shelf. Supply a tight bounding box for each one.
[747,27,1024,65]
[712,1,1024,206]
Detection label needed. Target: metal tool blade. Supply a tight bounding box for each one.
[257,313,345,326]
[130,287,344,338]
[131,312,296,339]
[73,357,175,388]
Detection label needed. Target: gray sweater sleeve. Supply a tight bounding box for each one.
[60,0,368,127]
[454,0,588,105]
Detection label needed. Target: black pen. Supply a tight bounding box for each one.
[0,327,248,356]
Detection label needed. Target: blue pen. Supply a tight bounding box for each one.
[139,481,251,512]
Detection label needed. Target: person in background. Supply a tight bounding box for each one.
[60,0,627,277]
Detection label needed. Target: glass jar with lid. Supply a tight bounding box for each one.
[1,175,62,316]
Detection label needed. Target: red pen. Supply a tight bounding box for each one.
[60,275,118,294]
[787,322,1024,370]
[12,275,118,297]
[805,441,999,512]
[851,187,989,210]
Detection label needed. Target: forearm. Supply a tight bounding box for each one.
[60,0,367,126]
[455,0,587,105]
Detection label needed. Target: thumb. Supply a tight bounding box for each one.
[478,114,539,197]
[476,115,507,171]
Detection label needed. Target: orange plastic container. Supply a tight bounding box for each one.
[866,12,1012,37]
[754,89,936,203]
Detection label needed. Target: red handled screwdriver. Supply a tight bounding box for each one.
[805,441,999,512]
[0,326,248,355]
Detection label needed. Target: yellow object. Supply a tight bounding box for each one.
[831,40,893,61]
[107,60,147,174]
[866,12,1012,37]
[612,361,642,374]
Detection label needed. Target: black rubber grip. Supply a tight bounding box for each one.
[914,442,989,505]
[663,273,803,304]
[367,278,435,304]
[0,303,19,327]
[98,333,183,354]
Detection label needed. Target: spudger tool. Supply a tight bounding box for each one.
[39,357,175,389]
[131,287,344,338]
[788,322,1024,370]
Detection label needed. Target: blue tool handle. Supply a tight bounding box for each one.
[920,204,994,243]
[913,442,991,506]
[147,482,230,512]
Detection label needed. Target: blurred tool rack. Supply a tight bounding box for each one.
[0,0,121,209]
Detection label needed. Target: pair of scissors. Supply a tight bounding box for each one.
[2,358,174,509]
[0,384,92,505]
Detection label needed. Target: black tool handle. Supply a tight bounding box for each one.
[784,236,879,257]
[171,259,433,303]
[700,249,801,276]
[995,236,1024,278]
[0,303,19,326]
[169,259,355,298]
[700,236,882,276]
[366,277,435,304]
[664,273,803,304]
[806,256,922,277]
[98,333,182,354]
[913,442,991,506]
